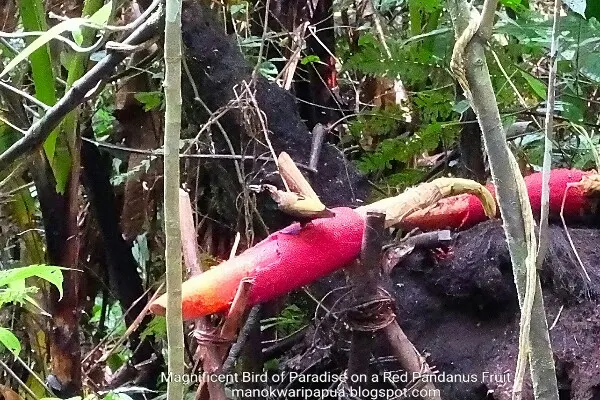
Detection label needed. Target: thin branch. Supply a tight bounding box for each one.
[81,137,318,173]
[537,0,562,269]
[346,212,386,386]
[0,359,38,400]
[0,80,51,111]
[381,322,440,399]
[221,305,262,374]
[181,190,228,400]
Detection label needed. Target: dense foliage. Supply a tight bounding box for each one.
[0,0,599,398]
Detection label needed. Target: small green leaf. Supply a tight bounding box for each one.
[51,141,72,196]
[386,169,426,188]
[114,393,133,400]
[72,28,84,46]
[60,51,77,70]
[452,99,470,113]
[92,107,116,139]
[140,316,167,341]
[560,95,585,123]
[0,287,39,308]
[134,91,163,111]
[264,358,279,371]
[259,60,278,79]
[500,0,527,12]
[106,353,126,372]
[230,2,247,15]
[301,55,320,65]
[500,0,523,7]
[520,70,547,100]
[579,51,600,82]
[0,327,21,356]
[89,1,113,25]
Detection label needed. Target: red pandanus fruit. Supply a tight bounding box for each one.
[146,177,498,320]
[401,169,600,231]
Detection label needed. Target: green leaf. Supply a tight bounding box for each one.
[75,0,111,42]
[230,2,247,16]
[264,358,279,371]
[559,95,585,123]
[89,1,112,25]
[102,302,127,334]
[60,0,107,195]
[579,49,600,82]
[51,141,72,194]
[386,169,426,188]
[0,287,38,308]
[72,28,84,46]
[520,70,547,100]
[500,0,525,8]
[0,265,64,299]
[408,0,441,14]
[106,353,126,372]
[134,91,163,111]
[140,316,167,340]
[452,99,470,113]
[92,107,116,139]
[0,327,21,356]
[261,304,306,335]
[259,60,278,79]
[301,55,320,65]
[108,393,134,400]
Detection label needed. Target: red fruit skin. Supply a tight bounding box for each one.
[522,168,589,217]
[402,169,591,231]
[149,207,364,320]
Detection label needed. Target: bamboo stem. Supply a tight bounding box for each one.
[164,0,185,398]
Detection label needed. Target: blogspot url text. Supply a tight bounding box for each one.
[162,370,510,398]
